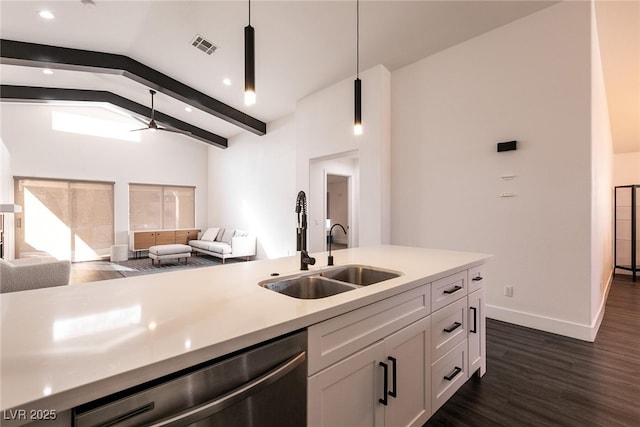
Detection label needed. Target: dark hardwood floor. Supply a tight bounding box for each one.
[425,275,640,427]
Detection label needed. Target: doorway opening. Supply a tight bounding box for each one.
[308,152,359,253]
[326,174,350,251]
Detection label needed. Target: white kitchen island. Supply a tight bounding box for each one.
[0,245,490,426]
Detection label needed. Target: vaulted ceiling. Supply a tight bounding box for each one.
[0,1,637,153]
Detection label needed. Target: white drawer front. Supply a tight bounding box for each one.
[431,339,468,412]
[468,264,486,293]
[308,284,430,375]
[431,270,467,311]
[431,297,467,361]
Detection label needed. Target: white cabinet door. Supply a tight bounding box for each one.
[468,264,486,294]
[431,338,468,412]
[308,317,432,427]
[468,288,486,377]
[431,297,467,361]
[431,270,467,311]
[383,316,431,427]
[308,341,385,427]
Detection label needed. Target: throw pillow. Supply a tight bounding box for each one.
[215,228,225,241]
[220,228,235,244]
[201,227,220,241]
[235,229,249,237]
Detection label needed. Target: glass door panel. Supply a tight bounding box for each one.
[14,178,114,262]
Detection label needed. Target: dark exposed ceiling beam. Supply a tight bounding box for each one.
[0,39,267,136]
[0,85,228,149]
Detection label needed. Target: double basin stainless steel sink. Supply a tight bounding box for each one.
[259,264,402,299]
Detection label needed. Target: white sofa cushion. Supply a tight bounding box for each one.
[219,228,235,244]
[189,240,232,255]
[200,227,220,241]
[148,244,192,256]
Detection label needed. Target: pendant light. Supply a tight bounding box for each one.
[244,0,256,105]
[354,0,362,135]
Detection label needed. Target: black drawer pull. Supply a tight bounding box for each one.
[379,362,389,406]
[470,307,477,333]
[444,367,462,381]
[472,276,483,282]
[388,356,397,398]
[443,285,462,295]
[443,322,462,333]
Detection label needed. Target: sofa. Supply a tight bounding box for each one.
[189,228,256,263]
[0,256,71,293]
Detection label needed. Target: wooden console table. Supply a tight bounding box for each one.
[130,229,200,257]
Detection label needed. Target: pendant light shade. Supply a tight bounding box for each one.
[354,78,362,135]
[244,0,256,105]
[353,0,362,135]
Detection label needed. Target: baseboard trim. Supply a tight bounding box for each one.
[486,271,613,342]
[590,269,614,340]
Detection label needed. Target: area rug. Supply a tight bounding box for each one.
[114,255,236,277]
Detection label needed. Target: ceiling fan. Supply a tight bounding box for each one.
[130,89,191,136]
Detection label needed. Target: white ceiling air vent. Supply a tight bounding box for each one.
[191,35,218,55]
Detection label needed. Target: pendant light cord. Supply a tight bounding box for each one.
[248,0,251,26]
[356,0,359,78]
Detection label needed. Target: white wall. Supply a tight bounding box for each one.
[0,103,209,251]
[0,136,17,259]
[391,2,602,340]
[589,0,614,338]
[0,139,10,201]
[211,65,390,260]
[613,152,640,186]
[297,65,391,253]
[207,114,296,259]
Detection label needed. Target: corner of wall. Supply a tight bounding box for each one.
[590,0,614,332]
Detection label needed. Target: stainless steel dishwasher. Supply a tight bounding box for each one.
[73,330,307,427]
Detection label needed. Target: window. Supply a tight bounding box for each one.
[129,184,195,231]
[14,178,115,262]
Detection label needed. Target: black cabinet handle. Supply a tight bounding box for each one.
[379,362,388,406]
[470,307,477,334]
[443,285,462,295]
[472,276,483,282]
[388,357,397,398]
[443,322,462,333]
[444,367,462,381]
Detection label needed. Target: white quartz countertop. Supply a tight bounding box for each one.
[0,245,490,417]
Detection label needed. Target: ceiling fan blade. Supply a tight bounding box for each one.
[158,127,192,136]
[138,89,190,136]
[132,115,149,125]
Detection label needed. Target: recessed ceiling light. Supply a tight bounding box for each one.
[42,69,54,75]
[223,78,231,86]
[39,10,55,19]
[185,107,192,113]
